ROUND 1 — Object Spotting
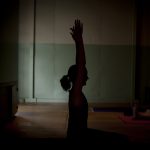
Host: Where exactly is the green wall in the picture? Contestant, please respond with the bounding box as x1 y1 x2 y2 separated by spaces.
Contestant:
19 43 135 103
18 0 136 103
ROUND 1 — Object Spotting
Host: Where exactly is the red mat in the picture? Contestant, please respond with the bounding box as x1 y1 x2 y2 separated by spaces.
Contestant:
118 114 150 124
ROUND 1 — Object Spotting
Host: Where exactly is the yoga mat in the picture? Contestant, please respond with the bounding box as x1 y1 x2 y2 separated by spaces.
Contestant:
118 114 150 124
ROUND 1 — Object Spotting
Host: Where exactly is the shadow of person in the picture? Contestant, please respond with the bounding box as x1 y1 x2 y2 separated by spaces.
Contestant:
66 128 129 147
87 128 129 144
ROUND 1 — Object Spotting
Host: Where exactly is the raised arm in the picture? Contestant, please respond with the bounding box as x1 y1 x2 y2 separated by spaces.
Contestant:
70 19 86 66
70 19 86 106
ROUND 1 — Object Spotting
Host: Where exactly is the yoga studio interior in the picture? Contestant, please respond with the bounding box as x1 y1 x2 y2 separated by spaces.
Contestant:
0 0 150 147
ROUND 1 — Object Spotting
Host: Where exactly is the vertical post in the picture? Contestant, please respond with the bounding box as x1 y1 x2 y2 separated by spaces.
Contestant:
33 0 36 102
135 0 143 103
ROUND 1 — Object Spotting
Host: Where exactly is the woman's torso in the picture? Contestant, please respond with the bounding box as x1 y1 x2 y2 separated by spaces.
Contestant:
67 91 88 138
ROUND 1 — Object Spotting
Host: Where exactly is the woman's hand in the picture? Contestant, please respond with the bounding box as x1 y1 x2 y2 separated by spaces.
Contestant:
70 19 83 42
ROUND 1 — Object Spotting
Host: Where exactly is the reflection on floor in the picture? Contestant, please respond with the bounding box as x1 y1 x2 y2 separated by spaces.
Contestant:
0 103 150 147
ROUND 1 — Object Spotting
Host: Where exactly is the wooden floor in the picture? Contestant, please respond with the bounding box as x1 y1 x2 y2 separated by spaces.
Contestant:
1 103 150 147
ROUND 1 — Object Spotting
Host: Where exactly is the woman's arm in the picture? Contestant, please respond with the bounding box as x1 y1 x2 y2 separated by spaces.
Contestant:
70 19 86 106
70 20 86 66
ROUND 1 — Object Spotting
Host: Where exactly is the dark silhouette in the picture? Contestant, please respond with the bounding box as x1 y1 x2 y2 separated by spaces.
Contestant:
60 19 129 146
60 19 88 140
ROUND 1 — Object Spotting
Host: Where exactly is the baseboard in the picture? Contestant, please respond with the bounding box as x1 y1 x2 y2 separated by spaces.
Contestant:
88 102 131 108
19 99 131 109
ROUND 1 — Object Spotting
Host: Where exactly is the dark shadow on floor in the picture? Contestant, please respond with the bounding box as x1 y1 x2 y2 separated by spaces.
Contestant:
1 120 149 148
0 127 134 148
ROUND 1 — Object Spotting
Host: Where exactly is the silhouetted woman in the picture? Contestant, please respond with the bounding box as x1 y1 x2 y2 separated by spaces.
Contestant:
60 19 89 140
60 20 129 146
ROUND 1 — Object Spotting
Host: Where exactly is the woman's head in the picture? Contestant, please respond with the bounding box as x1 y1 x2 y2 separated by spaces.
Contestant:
60 64 88 91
